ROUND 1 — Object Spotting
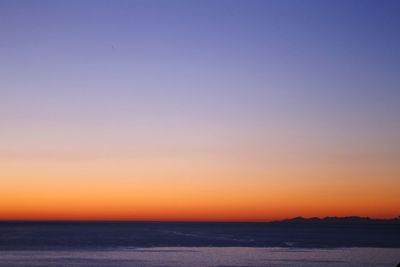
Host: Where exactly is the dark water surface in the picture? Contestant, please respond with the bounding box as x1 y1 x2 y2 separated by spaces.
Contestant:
0 222 399 266
0 221 399 249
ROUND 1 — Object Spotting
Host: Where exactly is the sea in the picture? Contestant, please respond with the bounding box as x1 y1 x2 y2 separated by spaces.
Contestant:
0 221 399 267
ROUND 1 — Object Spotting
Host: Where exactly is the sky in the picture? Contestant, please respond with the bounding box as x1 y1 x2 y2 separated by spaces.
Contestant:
0 0 399 221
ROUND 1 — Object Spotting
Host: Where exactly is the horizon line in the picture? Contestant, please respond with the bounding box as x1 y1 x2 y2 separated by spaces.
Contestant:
0 216 399 224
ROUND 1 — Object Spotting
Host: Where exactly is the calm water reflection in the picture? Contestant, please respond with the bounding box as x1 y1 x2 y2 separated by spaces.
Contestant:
0 247 399 267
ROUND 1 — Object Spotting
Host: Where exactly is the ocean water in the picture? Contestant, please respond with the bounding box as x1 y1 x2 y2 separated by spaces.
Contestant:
1 221 399 249
0 247 399 267
0 222 399 266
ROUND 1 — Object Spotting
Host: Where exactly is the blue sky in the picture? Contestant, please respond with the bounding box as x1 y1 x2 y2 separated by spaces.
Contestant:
0 0 399 219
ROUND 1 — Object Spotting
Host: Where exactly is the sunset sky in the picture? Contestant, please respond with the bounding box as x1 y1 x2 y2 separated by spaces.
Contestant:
1 0 399 221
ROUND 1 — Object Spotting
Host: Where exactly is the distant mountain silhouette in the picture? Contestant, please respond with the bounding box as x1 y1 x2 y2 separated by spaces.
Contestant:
275 216 400 224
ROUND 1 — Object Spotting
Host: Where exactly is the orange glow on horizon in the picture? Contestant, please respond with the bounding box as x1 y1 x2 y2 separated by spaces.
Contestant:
1 157 398 221
0 140 400 221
